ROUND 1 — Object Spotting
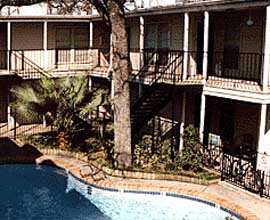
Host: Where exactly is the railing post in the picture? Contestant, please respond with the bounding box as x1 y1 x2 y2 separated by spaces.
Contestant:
260 171 265 197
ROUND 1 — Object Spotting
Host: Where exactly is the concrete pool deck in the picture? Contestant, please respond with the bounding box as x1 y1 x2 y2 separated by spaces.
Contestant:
33 154 269 220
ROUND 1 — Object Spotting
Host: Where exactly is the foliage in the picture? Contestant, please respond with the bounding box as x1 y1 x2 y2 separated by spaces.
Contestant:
179 124 203 172
133 135 173 172
12 75 111 148
133 124 204 173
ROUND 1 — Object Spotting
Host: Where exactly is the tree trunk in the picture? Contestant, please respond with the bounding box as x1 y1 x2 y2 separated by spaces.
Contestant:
109 1 132 167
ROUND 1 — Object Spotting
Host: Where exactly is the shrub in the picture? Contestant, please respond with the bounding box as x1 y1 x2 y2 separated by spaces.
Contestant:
179 124 203 172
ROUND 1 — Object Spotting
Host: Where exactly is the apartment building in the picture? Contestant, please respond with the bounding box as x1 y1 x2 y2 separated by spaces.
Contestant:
0 0 270 173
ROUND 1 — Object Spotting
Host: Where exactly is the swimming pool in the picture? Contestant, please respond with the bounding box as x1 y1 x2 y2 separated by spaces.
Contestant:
0 164 240 220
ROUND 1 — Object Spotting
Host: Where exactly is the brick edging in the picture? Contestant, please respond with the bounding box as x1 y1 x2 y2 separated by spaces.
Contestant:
38 148 218 185
0 152 259 220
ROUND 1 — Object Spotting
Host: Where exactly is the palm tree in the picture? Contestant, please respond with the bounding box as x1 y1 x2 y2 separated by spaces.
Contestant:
0 0 132 167
11 75 110 148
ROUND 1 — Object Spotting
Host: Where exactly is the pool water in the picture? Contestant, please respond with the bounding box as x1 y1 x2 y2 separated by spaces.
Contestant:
0 164 237 220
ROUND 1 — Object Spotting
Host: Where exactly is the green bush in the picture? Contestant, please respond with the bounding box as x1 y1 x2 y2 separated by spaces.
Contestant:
133 135 172 171
179 124 203 172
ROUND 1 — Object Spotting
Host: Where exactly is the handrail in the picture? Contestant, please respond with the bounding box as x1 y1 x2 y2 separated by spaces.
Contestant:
131 50 183 112
128 48 158 82
11 51 51 78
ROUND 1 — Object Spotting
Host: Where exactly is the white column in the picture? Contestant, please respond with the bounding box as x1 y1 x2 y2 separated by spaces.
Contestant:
89 22 93 48
89 21 93 65
258 104 267 153
109 33 114 99
139 16 144 96
139 16 144 68
70 28 75 64
183 13 189 81
263 6 270 92
7 22 11 72
202 11 209 79
199 94 206 142
43 21 48 70
88 76 92 90
179 92 186 150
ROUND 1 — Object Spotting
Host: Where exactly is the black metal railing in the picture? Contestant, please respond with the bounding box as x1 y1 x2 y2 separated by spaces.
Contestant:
0 111 52 139
140 48 183 83
221 152 270 198
210 51 263 82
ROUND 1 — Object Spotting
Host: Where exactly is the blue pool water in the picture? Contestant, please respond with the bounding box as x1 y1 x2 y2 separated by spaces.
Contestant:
0 164 238 220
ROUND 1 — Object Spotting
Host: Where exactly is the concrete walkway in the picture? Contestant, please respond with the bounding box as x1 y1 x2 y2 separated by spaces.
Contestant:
36 154 270 220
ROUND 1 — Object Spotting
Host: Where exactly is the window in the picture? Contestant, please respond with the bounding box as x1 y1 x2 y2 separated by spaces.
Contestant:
145 23 169 49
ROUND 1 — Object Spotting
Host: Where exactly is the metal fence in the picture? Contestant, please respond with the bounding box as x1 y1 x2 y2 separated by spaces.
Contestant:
221 152 270 198
0 111 52 140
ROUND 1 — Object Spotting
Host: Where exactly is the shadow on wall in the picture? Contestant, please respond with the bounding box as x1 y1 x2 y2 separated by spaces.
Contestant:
0 137 42 162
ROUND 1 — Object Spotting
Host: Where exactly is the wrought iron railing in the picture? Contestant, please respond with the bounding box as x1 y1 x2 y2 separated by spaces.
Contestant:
140 48 183 83
0 110 52 139
210 51 263 82
221 152 270 198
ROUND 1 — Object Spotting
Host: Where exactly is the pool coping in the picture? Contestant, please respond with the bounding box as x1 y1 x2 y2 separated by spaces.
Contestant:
0 153 259 220
38 148 219 185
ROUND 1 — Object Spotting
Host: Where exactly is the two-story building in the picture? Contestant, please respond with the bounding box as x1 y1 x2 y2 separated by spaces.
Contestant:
0 0 270 173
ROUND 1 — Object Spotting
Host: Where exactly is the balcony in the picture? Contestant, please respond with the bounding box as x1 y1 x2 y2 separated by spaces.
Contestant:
209 51 263 83
0 48 110 79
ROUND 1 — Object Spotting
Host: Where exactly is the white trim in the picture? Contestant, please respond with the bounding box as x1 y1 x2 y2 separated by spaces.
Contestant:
203 86 270 104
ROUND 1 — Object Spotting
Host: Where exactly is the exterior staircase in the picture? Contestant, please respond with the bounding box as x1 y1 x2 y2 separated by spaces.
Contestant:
11 51 52 79
130 49 183 135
